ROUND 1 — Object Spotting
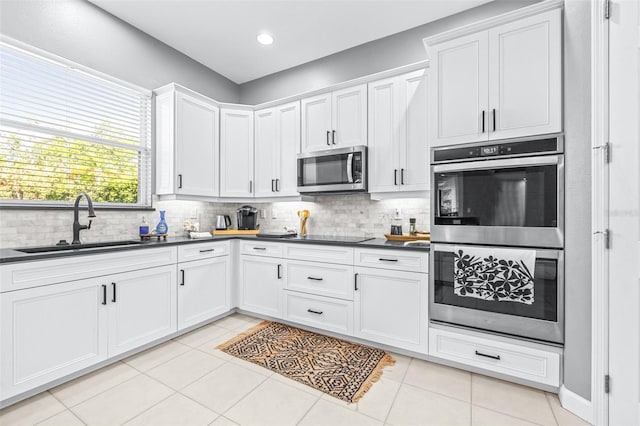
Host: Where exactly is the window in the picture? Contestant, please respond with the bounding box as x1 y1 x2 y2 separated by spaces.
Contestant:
0 41 152 207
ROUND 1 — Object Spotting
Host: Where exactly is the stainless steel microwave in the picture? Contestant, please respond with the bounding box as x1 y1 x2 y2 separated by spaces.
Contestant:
297 145 367 194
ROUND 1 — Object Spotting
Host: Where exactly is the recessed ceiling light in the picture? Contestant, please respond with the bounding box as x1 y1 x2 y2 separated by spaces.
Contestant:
257 33 274 46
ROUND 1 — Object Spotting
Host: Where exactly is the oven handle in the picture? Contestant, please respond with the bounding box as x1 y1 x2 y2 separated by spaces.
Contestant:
432 154 561 173
346 153 354 183
429 242 562 260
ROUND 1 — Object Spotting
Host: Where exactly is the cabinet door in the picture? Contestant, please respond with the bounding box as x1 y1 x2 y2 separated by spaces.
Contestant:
220 108 255 197
429 31 489 146
354 268 428 352
399 69 429 191
0 279 107 399
488 9 562 140
276 101 301 196
239 256 283 318
254 107 278 198
301 92 332 153
155 91 175 195
368 77 400 193
178 257 231 330
107 265 177 357
332 84 367 148
175 91 219 196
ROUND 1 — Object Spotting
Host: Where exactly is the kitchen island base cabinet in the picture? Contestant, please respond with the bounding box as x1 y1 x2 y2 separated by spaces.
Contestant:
0 279 107 400
239 256 283 318
353 268 428 353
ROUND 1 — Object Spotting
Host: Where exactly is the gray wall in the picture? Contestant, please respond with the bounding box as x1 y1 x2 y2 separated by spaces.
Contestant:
0 0 239 102
562 0 592 401
239 0 539 104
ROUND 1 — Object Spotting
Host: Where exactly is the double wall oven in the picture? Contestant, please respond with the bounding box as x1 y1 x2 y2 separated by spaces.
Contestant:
429 135 564 344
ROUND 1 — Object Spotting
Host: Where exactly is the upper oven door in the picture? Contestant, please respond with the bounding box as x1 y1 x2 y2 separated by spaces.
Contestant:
297 146 366 193
431 155 564 248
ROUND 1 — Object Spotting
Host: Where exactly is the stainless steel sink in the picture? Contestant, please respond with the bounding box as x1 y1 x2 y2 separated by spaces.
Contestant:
17 240 143 253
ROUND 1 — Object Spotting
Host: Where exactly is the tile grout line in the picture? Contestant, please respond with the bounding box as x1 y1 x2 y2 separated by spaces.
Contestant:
544 392 561 426
117 390 178 426
212 371 272 421
470 403 548 426
295 395 324 426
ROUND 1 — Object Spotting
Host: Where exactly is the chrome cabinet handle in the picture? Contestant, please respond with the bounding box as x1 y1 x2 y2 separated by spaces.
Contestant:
307 309 323 315
475 350 501 360
307 276 323 281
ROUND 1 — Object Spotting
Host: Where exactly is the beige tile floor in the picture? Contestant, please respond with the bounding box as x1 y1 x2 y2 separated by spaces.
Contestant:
0 313 590 426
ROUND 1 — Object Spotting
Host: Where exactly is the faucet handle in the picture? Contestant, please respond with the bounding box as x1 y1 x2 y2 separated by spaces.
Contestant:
87 220 92 230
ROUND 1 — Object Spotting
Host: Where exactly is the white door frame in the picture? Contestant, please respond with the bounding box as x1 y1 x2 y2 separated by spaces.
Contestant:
590 0 609 424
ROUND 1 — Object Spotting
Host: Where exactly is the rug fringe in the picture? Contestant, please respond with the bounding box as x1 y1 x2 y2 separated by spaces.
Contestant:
215 320 270 350
351 353 396 404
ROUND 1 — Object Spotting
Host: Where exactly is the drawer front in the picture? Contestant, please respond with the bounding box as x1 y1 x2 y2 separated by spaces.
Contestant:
284 244 354 265
285 260 354 300
283 291 353 335
429 328 560 387
178 241 229 262
0 247 177 292
354 248 428 273
239 241 283 258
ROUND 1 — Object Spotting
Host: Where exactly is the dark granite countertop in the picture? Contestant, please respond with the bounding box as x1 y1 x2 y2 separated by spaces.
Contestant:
0 235 429 264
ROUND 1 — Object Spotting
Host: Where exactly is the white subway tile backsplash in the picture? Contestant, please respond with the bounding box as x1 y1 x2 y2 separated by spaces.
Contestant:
0 195 429 249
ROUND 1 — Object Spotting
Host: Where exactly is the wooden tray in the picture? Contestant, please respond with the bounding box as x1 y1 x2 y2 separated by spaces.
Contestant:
384 233 430 241
213 229 260 235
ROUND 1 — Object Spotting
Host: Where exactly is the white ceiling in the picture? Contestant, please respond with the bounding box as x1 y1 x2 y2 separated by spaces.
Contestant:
89 0 492 84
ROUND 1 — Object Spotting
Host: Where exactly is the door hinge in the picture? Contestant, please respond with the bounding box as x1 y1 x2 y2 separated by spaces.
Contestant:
605 374 610 393
593 142 610 163
604 0 610 19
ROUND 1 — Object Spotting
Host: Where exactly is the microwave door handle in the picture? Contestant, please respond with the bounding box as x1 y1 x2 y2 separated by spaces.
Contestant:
347 153 354 183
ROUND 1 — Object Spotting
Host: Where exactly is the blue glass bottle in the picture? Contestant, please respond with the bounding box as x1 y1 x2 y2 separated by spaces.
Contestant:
155 210 168 235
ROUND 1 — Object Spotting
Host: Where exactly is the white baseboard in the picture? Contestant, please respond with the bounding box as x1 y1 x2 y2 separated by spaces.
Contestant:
559 385 593 424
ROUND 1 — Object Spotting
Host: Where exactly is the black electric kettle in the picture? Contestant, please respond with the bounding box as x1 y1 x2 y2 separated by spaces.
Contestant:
215 215 231 230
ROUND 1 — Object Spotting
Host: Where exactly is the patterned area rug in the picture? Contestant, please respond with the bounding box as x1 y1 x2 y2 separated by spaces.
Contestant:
216 321 395 403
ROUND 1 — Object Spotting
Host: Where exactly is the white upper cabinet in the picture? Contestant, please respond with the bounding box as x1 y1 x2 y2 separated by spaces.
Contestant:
301 84 367 153
220 108 255 197
155 85 219 197
368 69 429 193
426 8 561 146
254 101 300 198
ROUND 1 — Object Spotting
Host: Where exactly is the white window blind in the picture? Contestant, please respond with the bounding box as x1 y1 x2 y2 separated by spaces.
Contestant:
0 41 152 207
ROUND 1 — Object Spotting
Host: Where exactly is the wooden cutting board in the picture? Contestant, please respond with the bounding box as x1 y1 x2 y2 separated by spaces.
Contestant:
213 229 260 235
384 233 430 241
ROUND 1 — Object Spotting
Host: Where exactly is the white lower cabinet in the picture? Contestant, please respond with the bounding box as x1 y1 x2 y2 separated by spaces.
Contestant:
429 327 561 387
239 255 283 318
106 265 177 357
178 257 231 330
283 291 353 335
0 278 108 400
354 267 428 353
0 263 177 401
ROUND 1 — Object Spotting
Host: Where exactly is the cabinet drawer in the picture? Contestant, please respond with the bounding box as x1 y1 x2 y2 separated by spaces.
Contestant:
285 260 354 300
0 247 177 293
284 244 354 265
283 291 353 335
354 248 428 273
239 241 283 258
428 328 560 387
178 241 229 262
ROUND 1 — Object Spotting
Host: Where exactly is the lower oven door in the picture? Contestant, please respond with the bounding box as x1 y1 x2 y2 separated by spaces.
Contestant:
429 243 564 344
